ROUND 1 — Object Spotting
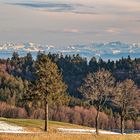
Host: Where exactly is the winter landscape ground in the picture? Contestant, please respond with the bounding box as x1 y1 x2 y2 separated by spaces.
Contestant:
0 118 140 140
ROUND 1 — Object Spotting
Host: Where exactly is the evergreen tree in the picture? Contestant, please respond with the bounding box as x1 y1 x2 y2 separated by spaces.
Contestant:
27 53 68 131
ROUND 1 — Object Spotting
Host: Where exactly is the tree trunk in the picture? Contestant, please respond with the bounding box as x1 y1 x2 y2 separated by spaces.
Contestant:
133 119 136 130
95 109 100 134
120 115 125 134
44 100 48 132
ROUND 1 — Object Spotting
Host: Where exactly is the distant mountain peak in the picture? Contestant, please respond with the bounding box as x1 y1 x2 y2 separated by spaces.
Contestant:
0 42 139 60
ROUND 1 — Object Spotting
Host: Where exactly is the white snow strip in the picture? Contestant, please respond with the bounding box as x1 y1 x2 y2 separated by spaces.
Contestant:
57 128 120 135
0 121 31 134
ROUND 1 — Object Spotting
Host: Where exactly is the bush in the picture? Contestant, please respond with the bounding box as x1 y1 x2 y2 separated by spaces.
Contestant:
31 106 109 129
0 102 28 118
31 108 45 119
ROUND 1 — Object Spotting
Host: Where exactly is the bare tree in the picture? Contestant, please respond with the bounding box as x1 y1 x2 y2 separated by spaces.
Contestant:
79 69 115 134
113 79 140 134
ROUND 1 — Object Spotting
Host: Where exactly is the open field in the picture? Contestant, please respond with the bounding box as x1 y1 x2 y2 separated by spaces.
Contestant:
0 118 91 132
0 132 140 140
0 118 140 140
0 133 140 140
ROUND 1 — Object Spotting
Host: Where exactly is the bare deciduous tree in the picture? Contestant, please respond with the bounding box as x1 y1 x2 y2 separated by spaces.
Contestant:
113 79 140 134
79 69 115 134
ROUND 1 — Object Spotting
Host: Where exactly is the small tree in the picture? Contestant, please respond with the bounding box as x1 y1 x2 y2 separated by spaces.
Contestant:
113 79 140 134
79 69 115 134
27 54 68 132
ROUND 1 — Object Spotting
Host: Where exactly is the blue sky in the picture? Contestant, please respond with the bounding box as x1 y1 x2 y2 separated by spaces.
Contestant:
0 0 140 46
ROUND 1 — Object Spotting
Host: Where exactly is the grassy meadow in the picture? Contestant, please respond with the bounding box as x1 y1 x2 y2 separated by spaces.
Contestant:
0 118 140 140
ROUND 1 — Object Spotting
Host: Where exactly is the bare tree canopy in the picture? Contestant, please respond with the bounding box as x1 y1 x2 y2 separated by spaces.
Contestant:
113 79 140 134
79 69 115 134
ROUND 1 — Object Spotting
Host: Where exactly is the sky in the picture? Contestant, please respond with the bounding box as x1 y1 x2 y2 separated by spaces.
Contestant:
0 0 140 46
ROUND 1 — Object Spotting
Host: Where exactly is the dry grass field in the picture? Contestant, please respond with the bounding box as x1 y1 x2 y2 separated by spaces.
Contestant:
0 132 140 140
0 118 140 140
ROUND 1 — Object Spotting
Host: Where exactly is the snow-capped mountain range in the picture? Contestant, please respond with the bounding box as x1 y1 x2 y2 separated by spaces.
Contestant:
0 41 140 60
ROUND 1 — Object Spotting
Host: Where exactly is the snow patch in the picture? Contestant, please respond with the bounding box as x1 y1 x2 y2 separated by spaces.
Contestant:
112 50 121 54
57 128 120 135
0 121 30 133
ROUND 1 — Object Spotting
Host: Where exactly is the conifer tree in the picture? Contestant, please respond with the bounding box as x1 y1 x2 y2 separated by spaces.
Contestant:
28 53 68 132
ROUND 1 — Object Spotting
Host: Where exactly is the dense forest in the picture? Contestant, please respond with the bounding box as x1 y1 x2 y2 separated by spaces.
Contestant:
0 52 140 133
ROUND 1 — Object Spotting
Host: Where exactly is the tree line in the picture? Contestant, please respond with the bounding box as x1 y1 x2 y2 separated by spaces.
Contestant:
0 52 140 134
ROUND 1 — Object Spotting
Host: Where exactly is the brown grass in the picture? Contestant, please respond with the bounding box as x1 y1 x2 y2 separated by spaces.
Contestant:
0 133 140 140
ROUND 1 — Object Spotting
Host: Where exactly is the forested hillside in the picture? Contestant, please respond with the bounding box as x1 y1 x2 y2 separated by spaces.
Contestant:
4 52 140 98
0 52 140 132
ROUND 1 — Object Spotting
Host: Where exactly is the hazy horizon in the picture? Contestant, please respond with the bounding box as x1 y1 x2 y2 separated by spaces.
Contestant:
0 0 140 46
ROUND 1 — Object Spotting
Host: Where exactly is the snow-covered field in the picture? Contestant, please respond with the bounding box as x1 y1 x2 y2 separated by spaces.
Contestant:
58 128 120 135
0 121 29 133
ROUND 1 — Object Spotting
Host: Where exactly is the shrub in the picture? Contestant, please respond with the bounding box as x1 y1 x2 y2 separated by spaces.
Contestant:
0 102 28 118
